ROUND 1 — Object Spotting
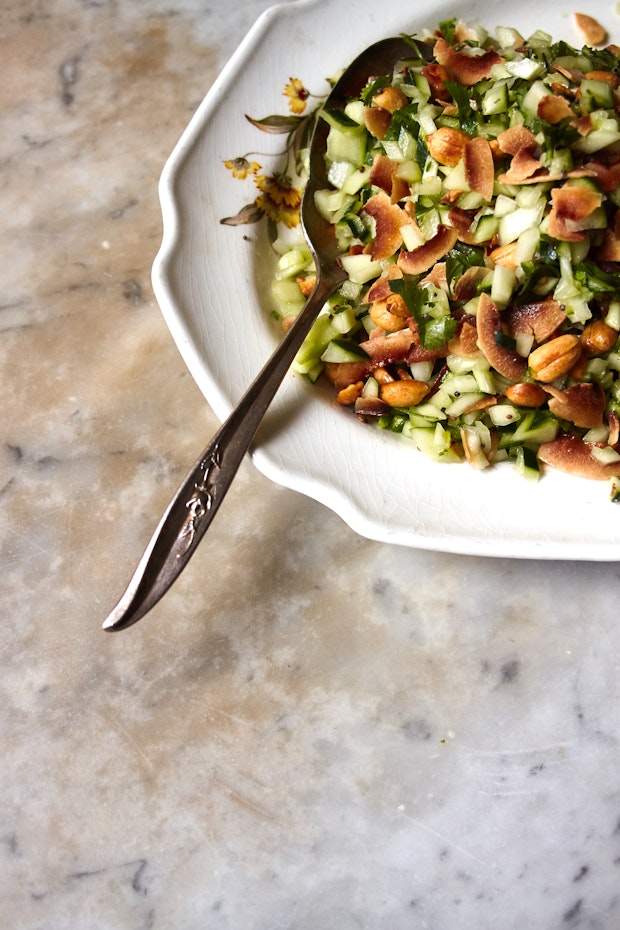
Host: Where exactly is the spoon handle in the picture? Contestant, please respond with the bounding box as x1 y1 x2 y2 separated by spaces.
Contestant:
102 273 340 631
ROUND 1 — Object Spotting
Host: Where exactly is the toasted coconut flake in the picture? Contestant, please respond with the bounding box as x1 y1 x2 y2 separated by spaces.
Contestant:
434 36 504 86
447 319 483 357
369 154 410 202
490 241 518 269
500 166 597 185
538 94 575 124
476 292 527 380
369 154 399 194
547 184 602 241
365 267 403 303
397 224 459 274
537 434 620 478
452 266 489 301
497 147 543 183
497 125 538 155
553 64 583 84
585 159 620 191
408 340 450 363
358 328 416 367
503 298 567 343
597 211 620 261
324 361 371 390
551 185 602 222
364 192 410 260
571 114 593 137
420 261 448 290
463 136 494 200
573 13 608 46
446 206 478 244
421 62 450 100
354 395 388 419
546 382 606 428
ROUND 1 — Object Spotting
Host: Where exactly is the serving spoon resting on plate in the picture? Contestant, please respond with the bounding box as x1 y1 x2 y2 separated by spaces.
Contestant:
103 35 416 631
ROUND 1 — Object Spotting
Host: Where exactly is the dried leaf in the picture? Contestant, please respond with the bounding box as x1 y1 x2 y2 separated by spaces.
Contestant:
245 113 304 134
220 203 264 226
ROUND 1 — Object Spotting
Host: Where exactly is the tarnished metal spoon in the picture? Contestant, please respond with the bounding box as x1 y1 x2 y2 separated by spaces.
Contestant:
103 36 415 631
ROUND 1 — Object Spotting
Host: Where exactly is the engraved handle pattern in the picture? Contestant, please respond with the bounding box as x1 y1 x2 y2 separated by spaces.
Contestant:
103 272 342 631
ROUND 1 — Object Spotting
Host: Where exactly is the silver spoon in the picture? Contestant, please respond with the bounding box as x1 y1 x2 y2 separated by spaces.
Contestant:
103 36 416 631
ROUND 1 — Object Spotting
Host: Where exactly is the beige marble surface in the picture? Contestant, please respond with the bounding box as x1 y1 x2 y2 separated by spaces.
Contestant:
3 1 620 927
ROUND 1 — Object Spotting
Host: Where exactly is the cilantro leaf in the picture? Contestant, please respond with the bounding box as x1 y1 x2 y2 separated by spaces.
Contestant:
445 242 486 293
575 260 620 295
389 278 457 349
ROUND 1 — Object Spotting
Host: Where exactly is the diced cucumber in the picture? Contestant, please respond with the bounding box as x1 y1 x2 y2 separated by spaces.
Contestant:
445 392 485 417
512 446 540 481
605 300 620 332
579 79 614 114
499 411 559 447
343 99 365 125
409 360 434 382
488 404 521 427
572 125 620 154
327 160 356 190
320 337 369 363
404 426 462 462
514 226 540 266
275 247 312 280
272 278 303 300
444 373 480 396
342 165 372 195
339 277 363 302
494 194 517 217
294 313 340 371
339 252 383 284
591 445 620 465
473 215 499 244
498 202 545 245
314 188 355 224
490 264 516 307
331 306 358 334
382 140 405 162
322 111 367 165
320 107 362 131
400 222 425 251
521 80 549 116
482 81 509 115
396 160 422 183
504 58 544 80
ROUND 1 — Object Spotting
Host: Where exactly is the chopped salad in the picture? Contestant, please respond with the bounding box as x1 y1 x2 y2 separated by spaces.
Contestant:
270 19 620 496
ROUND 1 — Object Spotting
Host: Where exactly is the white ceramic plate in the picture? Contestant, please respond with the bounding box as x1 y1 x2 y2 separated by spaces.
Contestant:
152 0 620 559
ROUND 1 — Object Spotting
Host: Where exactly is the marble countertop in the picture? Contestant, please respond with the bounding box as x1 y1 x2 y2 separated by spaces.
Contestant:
2 1 620 927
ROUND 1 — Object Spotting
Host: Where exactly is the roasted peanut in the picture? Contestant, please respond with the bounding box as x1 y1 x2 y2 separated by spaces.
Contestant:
580 319 617 356
584 70 619 89
426 127 471 166
505 382 549 407
368 293 410 332
372 86 408 113
528 334 582 382
336 381 364 405
379 380 430 407
374 367 396 385
490 241 518 269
